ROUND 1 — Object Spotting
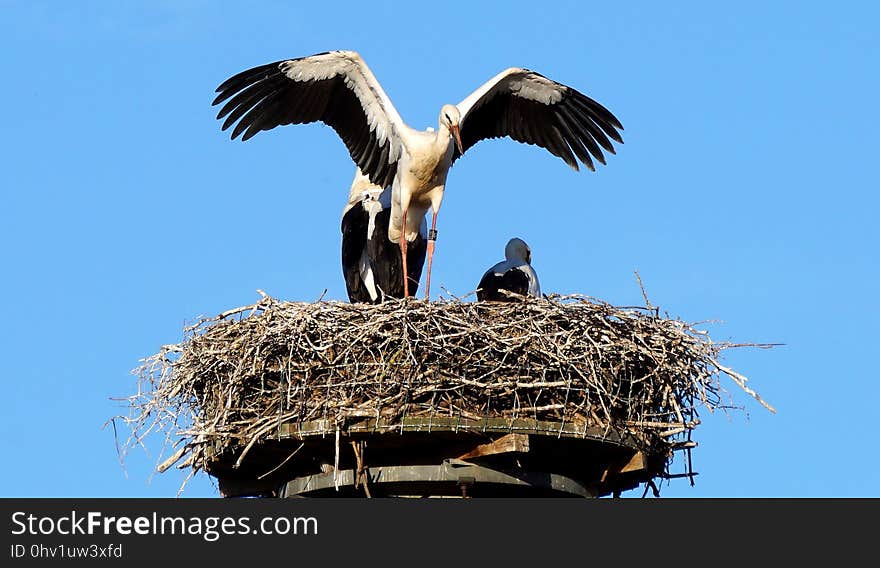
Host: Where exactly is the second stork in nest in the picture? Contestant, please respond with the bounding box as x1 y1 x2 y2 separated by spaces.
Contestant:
477 238 542 302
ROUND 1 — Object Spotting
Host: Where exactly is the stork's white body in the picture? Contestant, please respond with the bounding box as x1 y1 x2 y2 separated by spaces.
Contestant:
390 128 455 242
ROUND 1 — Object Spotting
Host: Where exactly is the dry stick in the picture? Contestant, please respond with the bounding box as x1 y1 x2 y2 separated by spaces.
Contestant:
624 420 688 429
157 446 188 473
659 427 687 438
350 441 372 498
258 442 305 480
350 441 361 491
334 428 340 492
711 358 777 413
176 466 199 498
233 412 297 469
686 429 696 486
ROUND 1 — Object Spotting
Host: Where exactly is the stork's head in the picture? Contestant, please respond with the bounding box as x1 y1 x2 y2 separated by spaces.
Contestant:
439 104 463 154
505 238 532 265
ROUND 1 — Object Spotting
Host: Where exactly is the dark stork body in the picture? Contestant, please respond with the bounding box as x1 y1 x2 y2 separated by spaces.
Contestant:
342 169 427 303
477 238 541 302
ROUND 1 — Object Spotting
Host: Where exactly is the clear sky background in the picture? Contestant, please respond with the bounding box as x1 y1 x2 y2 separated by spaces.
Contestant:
2 1 877 498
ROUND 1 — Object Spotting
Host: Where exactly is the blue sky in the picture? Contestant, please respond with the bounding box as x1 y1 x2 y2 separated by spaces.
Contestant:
1 1 877 497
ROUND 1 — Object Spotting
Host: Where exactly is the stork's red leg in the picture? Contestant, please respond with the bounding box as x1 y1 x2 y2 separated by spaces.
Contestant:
424 212 439 300
399 208 409 297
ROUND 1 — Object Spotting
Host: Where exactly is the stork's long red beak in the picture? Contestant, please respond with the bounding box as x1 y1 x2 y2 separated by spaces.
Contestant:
451 124 463 155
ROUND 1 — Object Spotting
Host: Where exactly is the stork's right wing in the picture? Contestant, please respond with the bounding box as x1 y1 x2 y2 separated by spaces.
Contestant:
213 50 406 188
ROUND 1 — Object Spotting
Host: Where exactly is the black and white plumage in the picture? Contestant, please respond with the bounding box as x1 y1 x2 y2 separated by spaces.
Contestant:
476 238 541 302
213 50 623 299
341 168 426 303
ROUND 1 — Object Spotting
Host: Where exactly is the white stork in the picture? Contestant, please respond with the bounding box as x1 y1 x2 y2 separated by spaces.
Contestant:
341 167 427 303
213 50 624 299
476 238 541 302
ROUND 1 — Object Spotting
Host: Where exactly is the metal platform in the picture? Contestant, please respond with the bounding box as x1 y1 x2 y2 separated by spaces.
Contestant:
279 460 595 498
206 417 670 498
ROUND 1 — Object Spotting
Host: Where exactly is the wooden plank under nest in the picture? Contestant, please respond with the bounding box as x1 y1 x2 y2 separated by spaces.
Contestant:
457 433 530 460
277 416 648 448
600 451 649 483
279 461 597 498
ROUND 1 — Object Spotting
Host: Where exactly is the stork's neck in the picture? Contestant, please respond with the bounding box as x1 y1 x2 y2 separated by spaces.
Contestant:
433 121 453 154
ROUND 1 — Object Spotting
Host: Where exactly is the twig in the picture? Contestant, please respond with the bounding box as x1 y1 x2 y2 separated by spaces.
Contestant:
634 270 652 310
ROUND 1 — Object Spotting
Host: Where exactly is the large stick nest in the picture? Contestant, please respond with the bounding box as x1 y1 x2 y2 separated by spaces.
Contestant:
118 292 775 491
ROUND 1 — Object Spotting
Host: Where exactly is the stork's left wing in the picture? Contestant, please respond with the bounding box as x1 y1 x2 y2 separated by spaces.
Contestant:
454 68 624 171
